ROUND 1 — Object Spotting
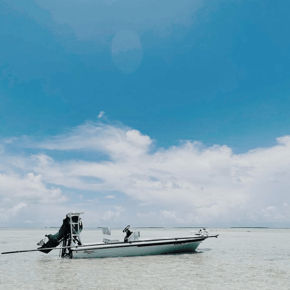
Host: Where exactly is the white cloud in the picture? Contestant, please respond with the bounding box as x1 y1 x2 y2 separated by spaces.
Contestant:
161 210 185 224
29 122 152 160
0 167 67 225
8 203 27 216
24 220 35 224
0 172 66 204
98 111 105 119
87 198 98 203
102 206 123 222
1 121 290 227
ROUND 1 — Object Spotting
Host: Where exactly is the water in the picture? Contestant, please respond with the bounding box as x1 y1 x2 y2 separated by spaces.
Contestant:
1 228 290 289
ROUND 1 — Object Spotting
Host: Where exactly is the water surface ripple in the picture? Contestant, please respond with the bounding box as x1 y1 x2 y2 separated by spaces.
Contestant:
0 228 289 289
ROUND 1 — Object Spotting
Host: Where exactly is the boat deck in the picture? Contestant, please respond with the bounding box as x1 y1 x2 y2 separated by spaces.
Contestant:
72 236 208 251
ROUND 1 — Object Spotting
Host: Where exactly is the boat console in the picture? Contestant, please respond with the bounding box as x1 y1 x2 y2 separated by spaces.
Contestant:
123 225 140 242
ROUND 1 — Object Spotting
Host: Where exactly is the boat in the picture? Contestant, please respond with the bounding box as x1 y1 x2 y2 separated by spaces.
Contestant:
1 212 219 258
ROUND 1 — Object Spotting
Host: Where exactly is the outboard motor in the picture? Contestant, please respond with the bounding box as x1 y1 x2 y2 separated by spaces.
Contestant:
37 212 83 257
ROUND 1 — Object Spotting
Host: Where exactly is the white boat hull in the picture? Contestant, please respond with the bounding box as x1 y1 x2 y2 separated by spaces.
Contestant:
71 238 203 259
0 211 219 258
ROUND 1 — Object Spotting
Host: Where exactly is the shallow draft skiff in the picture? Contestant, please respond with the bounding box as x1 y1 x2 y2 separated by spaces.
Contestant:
1 212 218 258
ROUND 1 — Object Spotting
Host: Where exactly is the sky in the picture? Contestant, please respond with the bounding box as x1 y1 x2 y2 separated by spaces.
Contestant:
1 0 290 228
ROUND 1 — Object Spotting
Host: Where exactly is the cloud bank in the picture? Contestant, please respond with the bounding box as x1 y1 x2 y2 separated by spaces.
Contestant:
1 122 290 227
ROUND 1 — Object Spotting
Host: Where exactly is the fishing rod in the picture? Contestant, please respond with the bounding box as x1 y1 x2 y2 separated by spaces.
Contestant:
1 246 74 255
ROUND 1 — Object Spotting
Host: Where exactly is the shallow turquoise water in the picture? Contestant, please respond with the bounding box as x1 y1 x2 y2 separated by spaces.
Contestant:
0 228 289 289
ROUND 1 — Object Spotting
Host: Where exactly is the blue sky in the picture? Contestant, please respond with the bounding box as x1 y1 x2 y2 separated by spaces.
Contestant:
1 0 290 227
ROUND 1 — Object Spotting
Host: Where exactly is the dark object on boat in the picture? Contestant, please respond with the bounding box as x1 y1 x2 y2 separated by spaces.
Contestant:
123 225 133 242
38 214 83 254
